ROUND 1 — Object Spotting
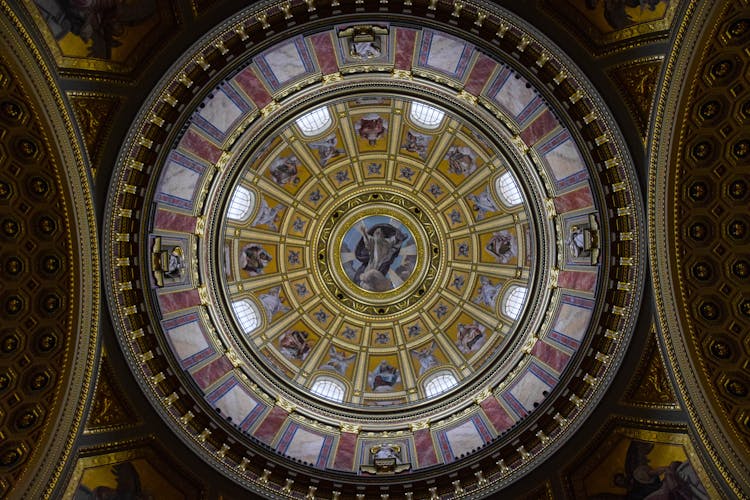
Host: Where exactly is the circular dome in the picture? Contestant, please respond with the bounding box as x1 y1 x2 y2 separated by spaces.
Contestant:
104 2 645 497
208 91 543 416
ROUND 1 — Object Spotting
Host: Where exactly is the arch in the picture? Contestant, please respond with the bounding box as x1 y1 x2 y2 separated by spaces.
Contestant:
295 106 332 136
502 285 528 320
231 299 260 333
424 371 458 398
310 376 345 403
495 172 523 207
409 101 445 129
227 185 254 221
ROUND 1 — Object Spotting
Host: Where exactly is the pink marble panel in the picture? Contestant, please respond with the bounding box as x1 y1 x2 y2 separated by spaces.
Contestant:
158 288 200 314
395 28 417 70
154 209 197 233
532 339 571 373
310 32 338 74
179 127 222 164
463 54 495 95
233 66 273 108
553 185 594 213
332 431 358 471
479 396 515 434
558 270 597 292
252 406 289 444
414 428 439 467
191 355 233 390
520 109 559 147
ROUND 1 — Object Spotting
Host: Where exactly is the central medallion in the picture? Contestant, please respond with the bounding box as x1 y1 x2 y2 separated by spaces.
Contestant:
316 191 441 316
340 215 416 293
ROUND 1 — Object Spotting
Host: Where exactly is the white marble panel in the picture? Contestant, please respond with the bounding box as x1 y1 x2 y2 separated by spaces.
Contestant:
509 370 551 409
264 41 307 84
444 420 484 457
159 161 200 201
285 427 326 464
544 139 585 181
553 302 592 341
426 33 466 74
167 321 209 360
214 383 258 424
493 74 537 117
198 90 243 133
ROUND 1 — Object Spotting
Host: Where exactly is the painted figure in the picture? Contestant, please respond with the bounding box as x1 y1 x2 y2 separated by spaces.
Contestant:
373 444 400 461
322 347 356 375
34 0 156 58
309 134 344 166
375 332 390 344
368 360 400 391
466 187 498 220
252 198 284 231
355 113 388 145
268 155 300 186
278 329 312 361
411 342 439 376
485 230 517 264
240 243 272 275
456 322 486 354
445 146 478 176
350 40 382 59
567 225 589 258
586 0 668 30
401 130 431 159
473 276 503 307
74 461 150 499
611 440 709 500
353 222 409 292
259 287 289 318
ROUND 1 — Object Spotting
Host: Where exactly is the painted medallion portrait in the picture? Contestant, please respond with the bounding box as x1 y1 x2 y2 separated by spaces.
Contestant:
340 216 417 293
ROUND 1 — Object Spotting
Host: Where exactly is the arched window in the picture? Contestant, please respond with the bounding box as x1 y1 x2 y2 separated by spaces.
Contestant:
310 376 345 403
502 285 528 320
227 185 254 221
296 106 332 136
496 172 523 206
409 102 445 129
231 299 260 333
424 371 458 398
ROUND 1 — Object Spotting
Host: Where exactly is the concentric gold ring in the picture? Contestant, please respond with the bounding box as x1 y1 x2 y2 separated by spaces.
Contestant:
316 190 441 316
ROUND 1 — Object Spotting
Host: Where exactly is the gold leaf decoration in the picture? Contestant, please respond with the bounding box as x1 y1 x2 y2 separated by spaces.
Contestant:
85 353 139 433
622 324 679 409
69 93 120 179
608 58 662 140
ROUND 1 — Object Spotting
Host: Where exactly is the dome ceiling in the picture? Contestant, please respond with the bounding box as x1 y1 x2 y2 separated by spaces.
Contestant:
104 2 645 497
216 92 538 415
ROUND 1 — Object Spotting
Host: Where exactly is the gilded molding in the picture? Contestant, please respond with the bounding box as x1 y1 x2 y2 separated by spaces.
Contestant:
649 0 750 495
84 353 140 434
101 1 645 497
0 3 99 497
621 321 679 410
67 92 120 179
607 56 664 141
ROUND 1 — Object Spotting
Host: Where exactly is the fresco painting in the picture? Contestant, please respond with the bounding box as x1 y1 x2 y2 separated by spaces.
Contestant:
65 448 198 499
31 0 177 74
572 427 714 500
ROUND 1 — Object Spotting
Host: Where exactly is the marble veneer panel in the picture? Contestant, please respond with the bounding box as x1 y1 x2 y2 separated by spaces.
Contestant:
157 288 201 314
